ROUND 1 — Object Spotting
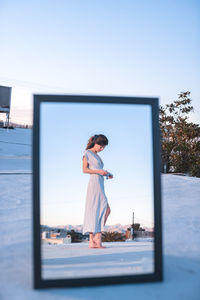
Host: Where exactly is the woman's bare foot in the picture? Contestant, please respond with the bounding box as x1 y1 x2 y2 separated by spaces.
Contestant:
93 233 106 248
88 239 97 248
88 243 97 248
88 233 99 248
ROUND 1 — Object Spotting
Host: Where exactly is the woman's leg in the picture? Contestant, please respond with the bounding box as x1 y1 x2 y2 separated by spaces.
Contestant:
104 203 111 226
91 204 111 249
88 232 96 248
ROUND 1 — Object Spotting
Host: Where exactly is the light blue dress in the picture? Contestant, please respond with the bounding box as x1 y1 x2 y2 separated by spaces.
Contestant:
82 149 108 235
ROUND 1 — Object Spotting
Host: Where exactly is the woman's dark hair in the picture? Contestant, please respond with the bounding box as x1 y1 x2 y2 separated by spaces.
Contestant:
85 134 108 150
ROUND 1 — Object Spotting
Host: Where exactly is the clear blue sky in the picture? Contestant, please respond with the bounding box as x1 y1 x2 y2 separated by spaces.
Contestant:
0 0 199 125
40 101 154 227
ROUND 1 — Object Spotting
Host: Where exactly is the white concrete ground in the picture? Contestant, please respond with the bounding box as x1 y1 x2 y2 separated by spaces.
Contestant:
41 240 154 279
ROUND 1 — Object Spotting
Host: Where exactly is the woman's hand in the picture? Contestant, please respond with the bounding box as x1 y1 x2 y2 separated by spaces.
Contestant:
98 169 109 176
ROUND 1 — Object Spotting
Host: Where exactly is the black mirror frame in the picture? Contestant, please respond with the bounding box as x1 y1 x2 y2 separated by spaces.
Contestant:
32 94 163 289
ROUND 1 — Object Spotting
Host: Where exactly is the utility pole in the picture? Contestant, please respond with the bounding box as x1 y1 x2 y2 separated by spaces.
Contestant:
131 212 134 240
6 112 10 128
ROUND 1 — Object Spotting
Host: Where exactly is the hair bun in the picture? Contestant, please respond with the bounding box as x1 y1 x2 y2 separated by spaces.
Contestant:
93 134 98 142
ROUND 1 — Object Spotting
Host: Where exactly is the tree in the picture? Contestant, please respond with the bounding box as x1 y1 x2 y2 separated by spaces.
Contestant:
133 223 140 231
67 229 80 243
102 231 126 242
159 91 200 177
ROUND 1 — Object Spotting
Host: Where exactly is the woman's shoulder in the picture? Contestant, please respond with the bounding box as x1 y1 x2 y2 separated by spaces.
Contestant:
83 149 90 157
83 149 92 162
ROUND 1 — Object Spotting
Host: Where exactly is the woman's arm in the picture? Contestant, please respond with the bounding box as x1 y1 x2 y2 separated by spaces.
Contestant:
82 156 107 175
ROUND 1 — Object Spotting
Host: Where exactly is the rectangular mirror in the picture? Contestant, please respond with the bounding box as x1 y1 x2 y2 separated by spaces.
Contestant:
32 95 163 289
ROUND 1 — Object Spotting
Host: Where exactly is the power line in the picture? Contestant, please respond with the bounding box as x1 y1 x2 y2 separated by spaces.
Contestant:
0 76 82 93
0 173 32 175
0 140 31 146
134 217 154 226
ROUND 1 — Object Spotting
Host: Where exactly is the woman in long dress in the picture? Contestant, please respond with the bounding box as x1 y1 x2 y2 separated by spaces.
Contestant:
82 134 113 248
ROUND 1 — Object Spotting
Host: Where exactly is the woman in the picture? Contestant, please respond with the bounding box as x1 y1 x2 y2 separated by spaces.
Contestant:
82 134 113 248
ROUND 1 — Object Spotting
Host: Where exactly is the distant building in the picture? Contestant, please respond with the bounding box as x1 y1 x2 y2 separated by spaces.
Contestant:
50 232 60 238
41 233 72 245
41 231 50 239
134 230 154 238
59 231 67 238
63 235 72 244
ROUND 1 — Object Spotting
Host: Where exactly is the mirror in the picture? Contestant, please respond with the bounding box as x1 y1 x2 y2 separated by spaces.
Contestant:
33 95 162 289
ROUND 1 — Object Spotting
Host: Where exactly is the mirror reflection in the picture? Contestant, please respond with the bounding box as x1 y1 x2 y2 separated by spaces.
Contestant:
40 101 155 279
